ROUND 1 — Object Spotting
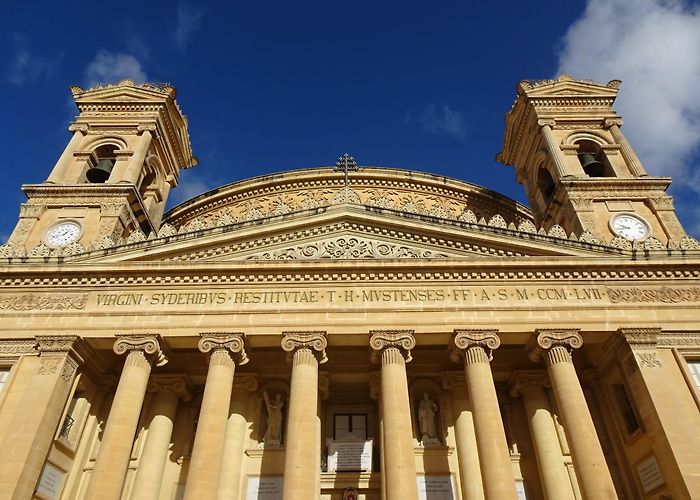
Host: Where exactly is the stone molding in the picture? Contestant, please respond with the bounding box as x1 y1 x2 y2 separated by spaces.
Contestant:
147 374 193 401
450 329 501 362
198 332 249 365
113 334 168 367
508 370 550 397
281 331 328 364
0 339 37 358
369 329 416 363
527 329 582 363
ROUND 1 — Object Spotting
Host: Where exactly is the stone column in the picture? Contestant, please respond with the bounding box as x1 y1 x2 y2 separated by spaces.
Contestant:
281 331 328 500
0 336 86 500
86 335 168 500
131 375 192 500
527 329 617 499
46 123 88 183
369 330 419 500
369 372 386 500
450 330 517 500
217 375 258 500
539 119 569 179
509 371 575 500
442 372 484 500
183 333 248 500
604 118 648 176
111 125 154 184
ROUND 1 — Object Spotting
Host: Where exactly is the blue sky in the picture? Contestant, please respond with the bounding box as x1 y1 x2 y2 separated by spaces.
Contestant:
2 0 699 239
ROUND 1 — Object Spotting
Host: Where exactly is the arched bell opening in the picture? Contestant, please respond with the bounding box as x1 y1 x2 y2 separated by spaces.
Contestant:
86 144 118 183
576 140 615 178
537 167 556 206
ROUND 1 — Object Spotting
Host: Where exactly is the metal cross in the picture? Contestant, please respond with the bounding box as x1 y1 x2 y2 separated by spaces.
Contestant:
334 153 359 187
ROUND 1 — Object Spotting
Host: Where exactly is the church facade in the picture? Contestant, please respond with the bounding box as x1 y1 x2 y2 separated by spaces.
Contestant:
0 76 699 500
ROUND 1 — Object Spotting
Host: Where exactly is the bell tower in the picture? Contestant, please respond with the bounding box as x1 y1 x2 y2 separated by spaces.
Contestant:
498 75 685 244
6 79 196 252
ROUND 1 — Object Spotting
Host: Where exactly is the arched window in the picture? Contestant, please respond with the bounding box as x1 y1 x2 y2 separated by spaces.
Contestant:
537 167 555 205
576 140 615 178
86 144 117 183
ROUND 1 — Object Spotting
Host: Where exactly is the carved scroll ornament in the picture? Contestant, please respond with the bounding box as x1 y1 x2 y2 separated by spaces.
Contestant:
527 329 583 363
450 329 501 362
113 334 168 367
281 331 328 364
198 332 249 365
369 329 416 363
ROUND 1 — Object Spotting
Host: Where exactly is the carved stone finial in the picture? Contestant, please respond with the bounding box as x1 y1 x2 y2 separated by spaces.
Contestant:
527 329 582 363
369 330 416 363
198 332 249 365
334 153 359 187
450 329 501 362
113 334 168 367
147 374 193 401
508 370 550 397
281 331 328 364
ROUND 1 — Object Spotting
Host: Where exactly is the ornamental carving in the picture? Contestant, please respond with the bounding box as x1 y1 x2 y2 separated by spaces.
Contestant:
39 358 61 375
607 287 700 304
281 331 328 364
36 335 79 353
0 294 88 311
246 236 450 260
198 332 249 365
113 334 168 367
370 330 416 363
636 352 662 368
147 374 193 400
617 328 661 348
450 329 501 362
527 329 582 363
0 339 37 356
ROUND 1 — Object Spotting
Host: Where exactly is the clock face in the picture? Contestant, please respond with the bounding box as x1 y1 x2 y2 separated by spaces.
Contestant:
610 214 650 241
45 221 82 247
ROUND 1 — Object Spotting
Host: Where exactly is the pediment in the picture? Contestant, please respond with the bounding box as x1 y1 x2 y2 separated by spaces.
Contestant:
70 204 615 264
519 78 620 99
71 81 175 105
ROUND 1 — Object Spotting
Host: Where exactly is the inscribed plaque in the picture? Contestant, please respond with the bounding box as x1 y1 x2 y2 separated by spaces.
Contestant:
327 439 373 472
246 476 283 500
636 455 664 493
416 474 455 500
35 462 66 500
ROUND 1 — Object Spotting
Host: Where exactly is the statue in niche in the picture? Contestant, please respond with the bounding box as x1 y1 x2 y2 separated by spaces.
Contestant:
418 393 439 444
263 391 284 445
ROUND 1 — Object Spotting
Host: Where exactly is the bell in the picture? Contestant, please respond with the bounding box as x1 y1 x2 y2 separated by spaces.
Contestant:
578 153 605 177
86 159 114 183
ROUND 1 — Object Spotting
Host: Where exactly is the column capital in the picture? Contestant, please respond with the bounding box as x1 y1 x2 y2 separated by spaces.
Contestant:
114 334 168 367
147 374 193 401
450 329 500 362
603 117 624 128
198 332 249 365
281 331 328 364
68 122 89 133
137 123 157 134
441 371 467 391
527 329 582 363
369 329 415 363
508 370 550 397
537 118 557 128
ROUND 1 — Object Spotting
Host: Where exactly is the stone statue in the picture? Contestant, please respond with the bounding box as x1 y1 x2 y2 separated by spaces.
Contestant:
263 391 284 444
418 393 438 441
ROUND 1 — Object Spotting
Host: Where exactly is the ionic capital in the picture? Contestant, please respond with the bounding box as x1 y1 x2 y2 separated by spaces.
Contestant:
147 374 193 401
281 331 328 364
441 371 466 392
68 122 89 133
603 117 624 128
537 118 557 128
137 123 157 134
527 329 582 363
369 329 415 363
508 370 550 397
449 329 500 362
198 332 249 365
113 334 168 367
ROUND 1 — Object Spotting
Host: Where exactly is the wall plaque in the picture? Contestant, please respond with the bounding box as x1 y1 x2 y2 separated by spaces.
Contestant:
416 475 455 500
636 455 664 493
327 439 373 472
35 462 66 500
246 476 283 500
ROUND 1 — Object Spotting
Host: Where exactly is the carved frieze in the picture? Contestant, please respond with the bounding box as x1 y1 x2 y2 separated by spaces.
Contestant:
0 339 37 357
607 287 700 304
0 294 88 311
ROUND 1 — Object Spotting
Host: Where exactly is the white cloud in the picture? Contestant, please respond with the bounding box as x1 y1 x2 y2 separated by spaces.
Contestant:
557 0 700 190
417 104 466 139
167 169 219 208
7 34 62 85
84 50 148 87
173 4 205 51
